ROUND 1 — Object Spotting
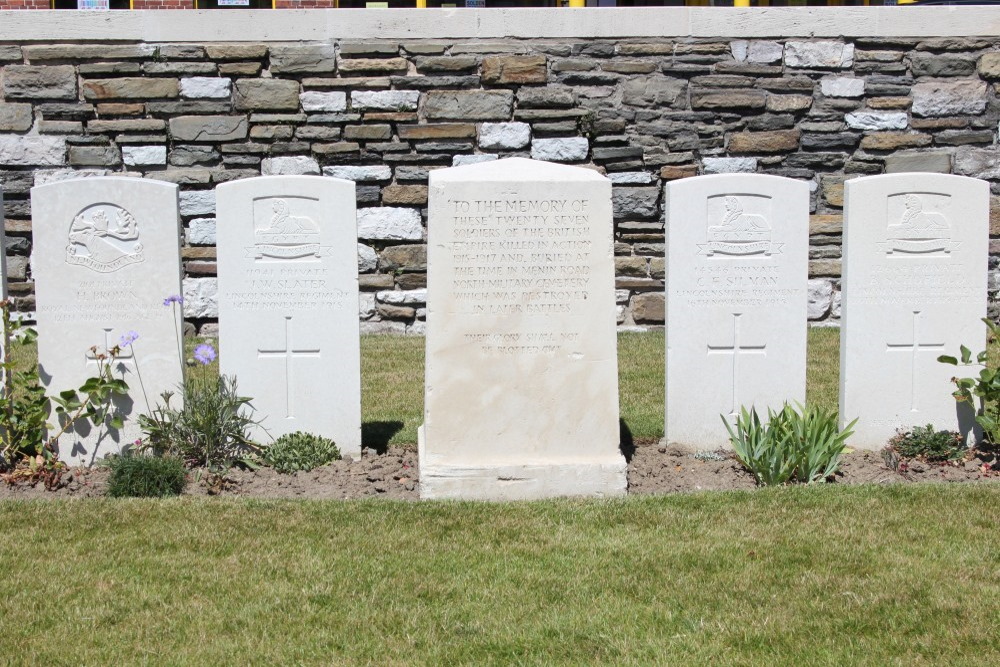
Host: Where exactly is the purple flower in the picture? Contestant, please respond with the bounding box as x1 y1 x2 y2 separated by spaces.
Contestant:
163 294 183 307
119 331 139 347
193 343 216 365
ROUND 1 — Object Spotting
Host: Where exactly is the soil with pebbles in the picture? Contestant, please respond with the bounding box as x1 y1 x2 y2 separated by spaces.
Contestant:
1 443 997 500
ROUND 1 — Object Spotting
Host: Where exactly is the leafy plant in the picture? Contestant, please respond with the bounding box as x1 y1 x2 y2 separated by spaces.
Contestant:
106 452 187 498
263 431 340 474
139 372 262 472
722 403 856 486
885 424 966 463
938 317 1000 444
0 300 130 488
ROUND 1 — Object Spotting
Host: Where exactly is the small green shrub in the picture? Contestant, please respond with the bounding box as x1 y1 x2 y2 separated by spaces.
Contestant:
886 424 966 462
139 374 262 472
106 453 187 498
263 431 340 474
723 403 856 486
938 317 1000 444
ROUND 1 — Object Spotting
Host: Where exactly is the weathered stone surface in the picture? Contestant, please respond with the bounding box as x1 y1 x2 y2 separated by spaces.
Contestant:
179 190 216 216
424 90 513 120
936 129 995 145
784 41 854 68
0 135 65 166
911 80 988 117
807 279 834 320
0 45 22 62
233 79 301 111
703 157 757 174
909 53 976 78
612 187 658 219
478 122 531 150
179 77 231 100
820 76 865 98
660 165 698 180
382 185 428 206
187 218 216 245
355 243 378 274
530 137 588 162
885 151 952 174
169 145 218 166
122 145 167 166
415 56 478 73
0 103 32 132
169 115 248 142
183 277 218 318
398 123 475 140
269 44 337 74
765 94 812 113
453 154 498 166
727 129 800 154
517 87 576 108
33 168 109 186
82 77 178 100
690 88 766 110
630 292 664 324
300 91 347 112
343 124 392 141
323 165 392 182
809 259 841 278
350 90 420 111
844 111 908 131
3 65 77 100
338 57 408 74
204 44 268 61
260 156 320 175
357 207 423 240
860 132 932 151
621 76 687 107
977 52 1000 79
481 55 547 84
609 172 656 185
379 242 428 273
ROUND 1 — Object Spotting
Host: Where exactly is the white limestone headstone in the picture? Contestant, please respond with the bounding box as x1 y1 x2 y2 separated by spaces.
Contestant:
216 175 361 457
420 157 626 500
31 177 184 465
665 174 809 449
840 174 988 449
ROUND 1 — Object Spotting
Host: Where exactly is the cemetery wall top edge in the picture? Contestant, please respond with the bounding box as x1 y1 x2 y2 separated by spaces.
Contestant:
2 8 1000 43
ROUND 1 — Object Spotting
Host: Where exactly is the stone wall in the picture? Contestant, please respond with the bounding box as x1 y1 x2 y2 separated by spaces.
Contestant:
2 9 1000 334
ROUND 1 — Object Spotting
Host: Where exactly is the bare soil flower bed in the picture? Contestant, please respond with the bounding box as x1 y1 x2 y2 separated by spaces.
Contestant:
2 442 998 500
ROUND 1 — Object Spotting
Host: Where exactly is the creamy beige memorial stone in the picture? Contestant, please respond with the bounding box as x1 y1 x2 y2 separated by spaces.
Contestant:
419 157 626 500
216 176 361 457
840 174 988 449
31 178 184 465
665 175 809 450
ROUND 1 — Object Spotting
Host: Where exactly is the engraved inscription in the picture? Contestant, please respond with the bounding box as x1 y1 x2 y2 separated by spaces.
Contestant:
246 196 332 261
39 280 166 323
856 263 973 305
446 196 594 355
66 203 144 273
231 266 347 311
879 193 959 256
700 194 782 257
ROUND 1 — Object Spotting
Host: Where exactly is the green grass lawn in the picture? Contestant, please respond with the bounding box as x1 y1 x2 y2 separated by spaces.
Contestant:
1 484 997 664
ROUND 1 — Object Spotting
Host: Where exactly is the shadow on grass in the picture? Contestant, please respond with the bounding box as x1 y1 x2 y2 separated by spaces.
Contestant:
362 421 404 454
619 418 635 463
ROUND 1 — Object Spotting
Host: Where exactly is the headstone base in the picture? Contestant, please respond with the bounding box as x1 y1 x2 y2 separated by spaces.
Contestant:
418 427 627 501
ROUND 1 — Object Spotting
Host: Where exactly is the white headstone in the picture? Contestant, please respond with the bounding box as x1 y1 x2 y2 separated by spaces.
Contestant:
31 177 184 465
840 174 988 449
420 157 626 500
665 174 809 449
216 176 361 457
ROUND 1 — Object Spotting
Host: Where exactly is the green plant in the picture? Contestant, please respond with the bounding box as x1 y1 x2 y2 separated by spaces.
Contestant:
263 431 340 473
0 300 130 488
723 403 856 486
886 424 966 463
106 452 187 498
139 372 262 472
939 317 1000 444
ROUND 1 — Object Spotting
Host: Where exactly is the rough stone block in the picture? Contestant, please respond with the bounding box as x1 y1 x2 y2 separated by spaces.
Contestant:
187 217 216 245
169 115 248 142
977 52 1000 79
453 154 498 166
727 129 800 154
82 77 178 100
820 76 866 98
478 121 531 150
860 132 932 151
845 111 908 131
269 44 337 74
3 65 77 100
424 90 514 120
631 292 664 324
183 277 218 318
122 145 167 167
909 53 976 78
323 165 392 182
885 151 952 174
765 94 812 113
233 79 301 111
611 186 659 219
703 157 757 174
530 137 588 162
517 86 577 108
179 190 216 216
300 91 347 112
807 279 834 320
338 57 408 74
382 185 428 206
912 80 988 117
784 41 854 69
68 144 120 167
481 55 547 84
350 90 420 111
621 75 687 107
260 156 320 175
690 88 766 110
398 123 476 140
179 77 231 100
0 103 33 132
344 124 392 141
357 207 423 240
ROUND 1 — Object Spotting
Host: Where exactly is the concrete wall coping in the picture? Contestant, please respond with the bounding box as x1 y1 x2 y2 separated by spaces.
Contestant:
1 7 1000 43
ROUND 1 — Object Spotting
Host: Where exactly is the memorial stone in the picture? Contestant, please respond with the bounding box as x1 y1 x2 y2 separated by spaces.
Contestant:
665 174 809 449
420 157 626 500
840 174 988 449
31 177 183 465
216 176 361 457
